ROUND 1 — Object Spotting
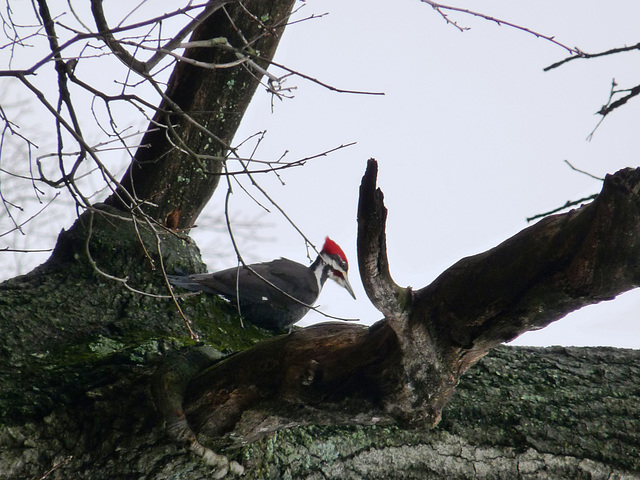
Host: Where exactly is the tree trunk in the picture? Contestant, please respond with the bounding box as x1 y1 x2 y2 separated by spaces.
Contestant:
104 0 296 229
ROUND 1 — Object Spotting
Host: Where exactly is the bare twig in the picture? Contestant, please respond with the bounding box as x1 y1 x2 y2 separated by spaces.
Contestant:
38 455 73 480
526 161 603 223
260 56 385 96
0 193 60 239
0 247 54 253
586 79 640 141
421 0 584 56
90 0 229 75
563 160 604 182
545 42 640 71
597 83 640 117
526 195 597 223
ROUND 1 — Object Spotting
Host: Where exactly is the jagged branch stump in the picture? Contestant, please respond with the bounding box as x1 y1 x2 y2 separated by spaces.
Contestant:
182 160 640 444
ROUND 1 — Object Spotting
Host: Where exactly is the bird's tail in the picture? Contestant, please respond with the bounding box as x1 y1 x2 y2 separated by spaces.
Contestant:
167 275 210 293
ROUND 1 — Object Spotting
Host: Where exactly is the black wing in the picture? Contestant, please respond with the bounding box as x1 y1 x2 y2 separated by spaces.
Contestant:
186 258 319 306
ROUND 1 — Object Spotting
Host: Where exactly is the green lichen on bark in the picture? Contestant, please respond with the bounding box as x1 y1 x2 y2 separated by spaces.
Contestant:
440 345 640 473
0 205 273 423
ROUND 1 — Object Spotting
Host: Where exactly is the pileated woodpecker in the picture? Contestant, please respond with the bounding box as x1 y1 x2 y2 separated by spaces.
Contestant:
168 237 356 331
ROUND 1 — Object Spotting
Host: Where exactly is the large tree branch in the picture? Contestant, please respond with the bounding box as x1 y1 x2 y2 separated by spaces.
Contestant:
414 167 640 369
180 162 640 447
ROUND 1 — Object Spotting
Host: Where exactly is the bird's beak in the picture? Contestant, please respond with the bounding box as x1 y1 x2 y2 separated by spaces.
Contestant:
340 274 357 299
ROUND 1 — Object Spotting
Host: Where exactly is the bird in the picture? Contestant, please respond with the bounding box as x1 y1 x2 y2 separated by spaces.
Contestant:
168 237 356 331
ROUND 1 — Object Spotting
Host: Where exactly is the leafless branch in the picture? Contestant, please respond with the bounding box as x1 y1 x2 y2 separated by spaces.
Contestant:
586 79 640 140
563 160 604 182
526 195 597 223
545 42 640 71
0 193 60 238
421 0 584 56
90 0 229 76
259 56 385 96
38 455 73 480
597 83 640 118
525 161 603 223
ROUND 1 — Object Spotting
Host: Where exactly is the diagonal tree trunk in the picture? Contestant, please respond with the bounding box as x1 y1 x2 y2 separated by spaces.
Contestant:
104 0 296 229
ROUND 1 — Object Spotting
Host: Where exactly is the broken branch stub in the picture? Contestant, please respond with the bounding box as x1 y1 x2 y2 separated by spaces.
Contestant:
357 158 410 320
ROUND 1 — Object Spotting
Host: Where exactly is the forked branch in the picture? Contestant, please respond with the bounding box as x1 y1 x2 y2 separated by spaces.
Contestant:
179 163 640 451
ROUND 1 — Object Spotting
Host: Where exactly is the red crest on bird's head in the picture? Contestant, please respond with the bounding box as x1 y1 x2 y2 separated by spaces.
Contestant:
321 237 348 269
320 237 356 299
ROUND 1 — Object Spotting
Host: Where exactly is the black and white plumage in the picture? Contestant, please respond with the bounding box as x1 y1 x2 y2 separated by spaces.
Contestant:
168 237 356 331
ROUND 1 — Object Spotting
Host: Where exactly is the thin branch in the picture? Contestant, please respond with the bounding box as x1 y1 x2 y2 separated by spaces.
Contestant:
597 84 640 117
222 168 245 325
0 247 54 253
37 0 87 205
17 75 144 211
587 79 640 141
526 161 603 223
258 56 385 96
526 195 597 223
563 160 604 182
421 0 583 56
195 141 357 176
38 455 73 480
90 0 229 76
145 1 229 72
0 193 60 239
545 42 640 71
90 0 151 75
145 221 200 341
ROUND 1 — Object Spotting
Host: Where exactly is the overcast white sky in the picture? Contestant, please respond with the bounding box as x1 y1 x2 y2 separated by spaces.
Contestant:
1 0 639 347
